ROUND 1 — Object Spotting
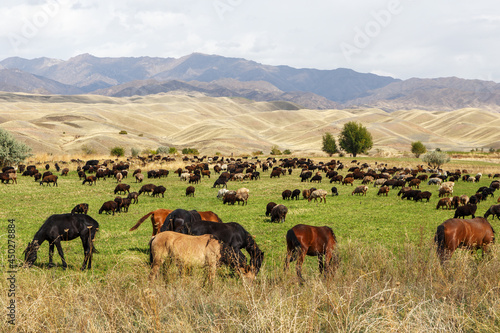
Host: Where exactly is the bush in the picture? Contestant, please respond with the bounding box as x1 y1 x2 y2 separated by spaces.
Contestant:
169 147 177 154
119 130 128 135
270 145 282 155
110 147 125 157
182 148 199 155
411 141 427 158
421 150 450 169
283 149 292 155
0 128 32 168
130 147 140 157
157 146 169 154
252 151 263 156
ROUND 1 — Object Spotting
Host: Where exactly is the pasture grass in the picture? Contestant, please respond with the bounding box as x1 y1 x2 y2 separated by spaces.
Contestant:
1 155 500 332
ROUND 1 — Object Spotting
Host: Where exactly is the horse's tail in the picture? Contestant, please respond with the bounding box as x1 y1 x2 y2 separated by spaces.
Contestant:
130 211 154 231
286 228 301 250
434 224 446 256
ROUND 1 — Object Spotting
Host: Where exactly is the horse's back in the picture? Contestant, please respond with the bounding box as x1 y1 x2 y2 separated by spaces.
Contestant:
441 217 495 247
289 224 337 255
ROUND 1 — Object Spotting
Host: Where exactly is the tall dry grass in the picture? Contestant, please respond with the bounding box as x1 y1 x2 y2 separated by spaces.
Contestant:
2 240 499 332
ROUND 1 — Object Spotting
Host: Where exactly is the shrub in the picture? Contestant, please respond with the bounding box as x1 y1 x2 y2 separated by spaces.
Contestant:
110 147 125 157
0 128 32 168
169 147 177 154
131 147 140 157
182 148 199 155
119 130 128 135
157 146 169 154
270 145 282 155
283 149 292 155
421 150 450 169
411 141 427 158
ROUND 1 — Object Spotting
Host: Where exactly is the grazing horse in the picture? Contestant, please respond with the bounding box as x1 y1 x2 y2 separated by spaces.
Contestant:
129 209 173 236
434 217 495 264
23 214 99 270
131 209 222 236
165 219 264 276
284 224 339 283
149 231 255 283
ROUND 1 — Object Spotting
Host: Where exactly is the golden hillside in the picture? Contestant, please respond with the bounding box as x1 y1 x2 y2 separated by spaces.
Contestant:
1 92 499 156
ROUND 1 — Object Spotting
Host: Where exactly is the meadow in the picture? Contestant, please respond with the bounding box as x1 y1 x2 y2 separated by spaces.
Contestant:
1 154 499 332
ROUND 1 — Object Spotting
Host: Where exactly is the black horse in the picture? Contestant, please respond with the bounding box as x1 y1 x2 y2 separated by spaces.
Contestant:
23 213 99 270
160 208 203 232
164 218 264 275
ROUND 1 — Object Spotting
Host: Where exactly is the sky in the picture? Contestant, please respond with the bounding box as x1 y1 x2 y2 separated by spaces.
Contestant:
1 0 499 81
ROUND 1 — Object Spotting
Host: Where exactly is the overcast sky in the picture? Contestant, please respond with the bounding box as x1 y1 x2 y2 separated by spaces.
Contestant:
1 0 499 81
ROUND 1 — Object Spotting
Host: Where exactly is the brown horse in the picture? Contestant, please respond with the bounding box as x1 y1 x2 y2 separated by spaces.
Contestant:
130 209 223 236
284 224 339 283
129 209 173 236
434 217 495 264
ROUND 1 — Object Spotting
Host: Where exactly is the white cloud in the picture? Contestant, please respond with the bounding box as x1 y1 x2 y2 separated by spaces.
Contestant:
0 0 499 81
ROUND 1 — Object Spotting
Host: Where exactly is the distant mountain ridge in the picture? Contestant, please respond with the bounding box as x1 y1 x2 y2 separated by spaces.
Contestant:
1 53 500 111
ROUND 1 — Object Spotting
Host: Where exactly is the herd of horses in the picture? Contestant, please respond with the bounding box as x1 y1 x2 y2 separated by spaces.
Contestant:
21 158 499 283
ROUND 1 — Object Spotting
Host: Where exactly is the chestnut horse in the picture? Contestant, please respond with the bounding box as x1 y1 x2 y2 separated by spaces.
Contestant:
284 224 339 283
130 209 223 236
434 217 495 264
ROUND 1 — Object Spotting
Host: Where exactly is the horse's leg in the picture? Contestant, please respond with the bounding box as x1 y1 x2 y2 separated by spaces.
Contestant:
54 241 67 269
296 251 306 284
80 232 93 270
48 243 56 268
318 254 325 274
284 248 298 272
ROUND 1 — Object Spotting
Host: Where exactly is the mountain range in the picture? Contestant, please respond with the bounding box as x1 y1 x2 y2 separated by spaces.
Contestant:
2 53 500 111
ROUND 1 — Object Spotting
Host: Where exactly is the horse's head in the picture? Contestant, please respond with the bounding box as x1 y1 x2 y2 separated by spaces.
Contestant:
237 264 256 282
172 218 189 234
23 240 40 267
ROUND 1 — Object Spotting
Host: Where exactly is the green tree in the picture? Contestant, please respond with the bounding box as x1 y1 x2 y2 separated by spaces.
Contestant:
411 141 427 158
338 122 373 157
110 146 125 157
168 147 177 154
0 128 32 168
322 132 338 156
421 150 450 169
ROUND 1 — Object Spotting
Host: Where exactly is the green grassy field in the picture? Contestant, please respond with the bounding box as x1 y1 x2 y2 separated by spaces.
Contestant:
1 155 499 332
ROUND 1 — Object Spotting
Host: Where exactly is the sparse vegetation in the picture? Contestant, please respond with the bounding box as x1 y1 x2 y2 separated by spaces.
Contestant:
81 144 96 155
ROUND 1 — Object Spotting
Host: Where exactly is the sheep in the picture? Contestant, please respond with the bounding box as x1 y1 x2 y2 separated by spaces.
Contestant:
377 186 390 196
308 189 328 203
265 202 277 216
236 188 250 205
186 186 195 197
282 190 292 200
352 185 368 196
436 197 452 209
40 175 58 186
135 173 144 183
270 204 288 223
454 204 477 219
